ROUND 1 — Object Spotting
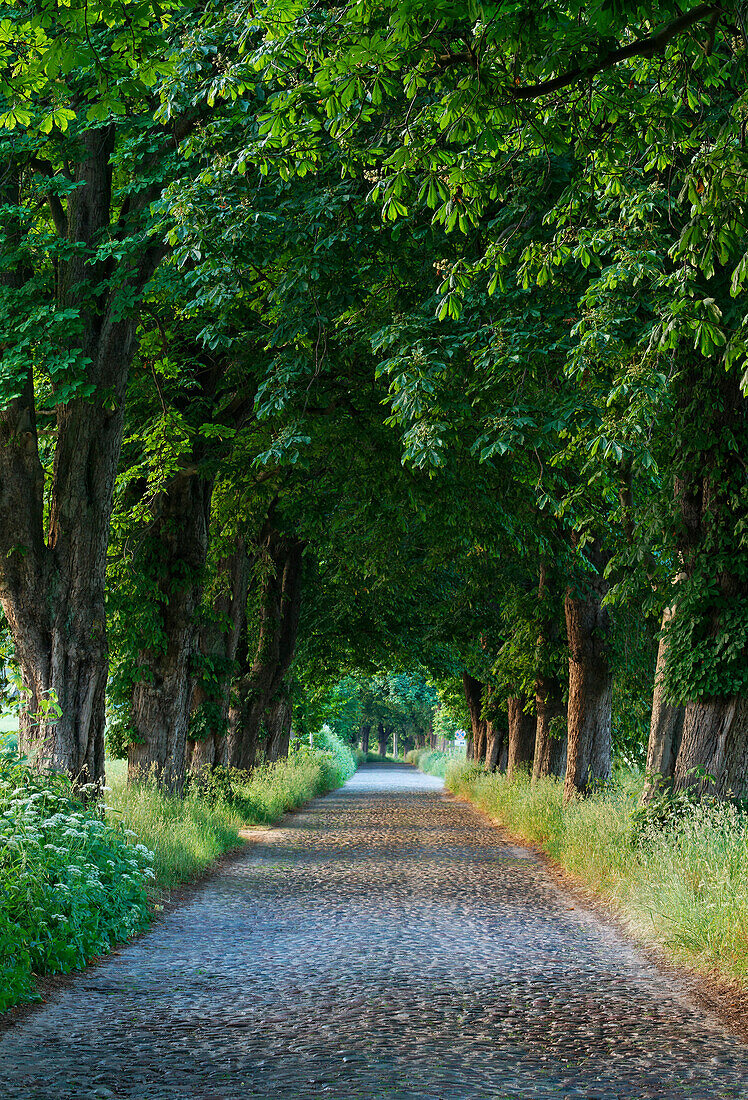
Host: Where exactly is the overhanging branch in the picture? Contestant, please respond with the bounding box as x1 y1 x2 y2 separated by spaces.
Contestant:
436 4 722 99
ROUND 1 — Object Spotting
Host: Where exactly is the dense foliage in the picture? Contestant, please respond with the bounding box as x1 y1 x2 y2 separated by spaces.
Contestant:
0 750 153 1012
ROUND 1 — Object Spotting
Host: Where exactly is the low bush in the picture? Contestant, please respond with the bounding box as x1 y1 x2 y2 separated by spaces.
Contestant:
0 749 153 1013
309 726 358 783
426 758 748 982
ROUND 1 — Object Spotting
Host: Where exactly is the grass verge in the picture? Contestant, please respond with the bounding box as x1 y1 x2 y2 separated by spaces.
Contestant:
416 754 748 984
106 733 355 890
404 747 465 777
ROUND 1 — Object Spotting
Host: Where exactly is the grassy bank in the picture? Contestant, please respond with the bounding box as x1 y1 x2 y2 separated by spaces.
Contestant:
416 754 748 984
404 747 464 777
1 730 356 1013
107 732 356 889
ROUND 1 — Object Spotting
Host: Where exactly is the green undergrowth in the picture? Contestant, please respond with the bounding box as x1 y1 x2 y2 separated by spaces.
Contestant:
418 755 748 983
405 747 464 777
0 748 153 1013
107 729 357 889
2 729 356 1014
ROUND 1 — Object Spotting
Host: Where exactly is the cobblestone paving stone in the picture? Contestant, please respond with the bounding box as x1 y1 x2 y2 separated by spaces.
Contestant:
1 763 747 1100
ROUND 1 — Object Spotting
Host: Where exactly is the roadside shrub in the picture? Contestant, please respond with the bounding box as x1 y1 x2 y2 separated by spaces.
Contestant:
0 749 153 1012
309 726 357 784
405 748 429 765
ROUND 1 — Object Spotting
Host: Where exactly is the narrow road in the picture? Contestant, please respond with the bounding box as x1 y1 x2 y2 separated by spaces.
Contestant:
2 763 747 1099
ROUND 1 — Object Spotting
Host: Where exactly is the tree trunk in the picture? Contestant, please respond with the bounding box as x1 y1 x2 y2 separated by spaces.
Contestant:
474 720 488 764
0 137 164 787
532 561 566 782
549 730 567 777
485 717 506 771
462 671 485 764
673 697 748 799
377 722 387 757
392 728 398 758
533 677 566 782
641 603 685 801
227 525 303 771
360 722 371 754
507 696 536 779
563 544 613 801
127 473 214 789
264 688 293 762
186 544 250 773
668 362 748 798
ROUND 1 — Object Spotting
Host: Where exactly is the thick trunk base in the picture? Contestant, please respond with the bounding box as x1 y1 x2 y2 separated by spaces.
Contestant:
673 696 748 800
563 578 613 802
507 696 536 780
19 649 108 789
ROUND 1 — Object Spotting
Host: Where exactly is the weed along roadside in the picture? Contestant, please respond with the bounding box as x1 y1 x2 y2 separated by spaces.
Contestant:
0 730 357 1016
411 748 748 989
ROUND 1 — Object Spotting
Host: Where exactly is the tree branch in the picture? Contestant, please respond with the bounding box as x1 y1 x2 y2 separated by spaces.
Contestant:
28 158 67 236
509 4 722 100
437 4 722 99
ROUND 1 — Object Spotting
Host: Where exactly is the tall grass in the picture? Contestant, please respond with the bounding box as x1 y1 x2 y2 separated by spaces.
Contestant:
106 733 357 890
105 775 245 890
404 746 465 777
417 756 748 982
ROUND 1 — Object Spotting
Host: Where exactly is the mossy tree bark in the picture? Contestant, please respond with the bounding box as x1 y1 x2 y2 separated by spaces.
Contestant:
668 363 748 799
641 603 685 801
0 137 167 786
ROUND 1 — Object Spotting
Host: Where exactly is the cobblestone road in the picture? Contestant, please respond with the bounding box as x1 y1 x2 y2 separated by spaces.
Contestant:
2 763 747 1099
